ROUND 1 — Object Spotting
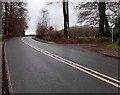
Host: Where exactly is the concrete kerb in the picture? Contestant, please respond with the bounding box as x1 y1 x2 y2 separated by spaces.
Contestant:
97 50 120 60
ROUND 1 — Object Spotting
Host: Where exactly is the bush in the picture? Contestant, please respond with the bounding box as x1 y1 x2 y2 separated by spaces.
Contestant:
113 28 120 42
113 17 120 43
117 38 120 46
58 26 99 39
69 26 99 38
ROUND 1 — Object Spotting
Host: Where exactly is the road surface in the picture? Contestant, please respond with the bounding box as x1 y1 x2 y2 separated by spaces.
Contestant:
5 37 119 93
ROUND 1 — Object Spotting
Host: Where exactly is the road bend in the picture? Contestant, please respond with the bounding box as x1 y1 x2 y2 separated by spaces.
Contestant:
5 37 119 93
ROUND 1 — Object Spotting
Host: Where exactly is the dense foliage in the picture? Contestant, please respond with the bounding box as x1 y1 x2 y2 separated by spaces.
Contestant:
113 17 120 46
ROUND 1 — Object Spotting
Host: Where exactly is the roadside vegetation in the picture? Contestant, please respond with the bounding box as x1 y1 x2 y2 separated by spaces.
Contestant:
35 2 120 51
107 39 120 49
2 1 119 51
106 17 120 50
36 22 120 50
2 2 29 38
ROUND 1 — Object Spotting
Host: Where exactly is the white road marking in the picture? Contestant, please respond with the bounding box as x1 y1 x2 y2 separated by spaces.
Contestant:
21 38 120 88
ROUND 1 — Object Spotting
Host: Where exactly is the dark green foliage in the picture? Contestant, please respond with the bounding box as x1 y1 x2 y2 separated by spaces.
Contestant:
113 28 120 42
114 17 120 27
117 38 120 46
113 17 120 44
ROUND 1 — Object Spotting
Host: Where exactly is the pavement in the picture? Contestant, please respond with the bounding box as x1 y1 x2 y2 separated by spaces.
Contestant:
32 36 54 44
0 47 1 89
5 37 119 93
98 49 120 59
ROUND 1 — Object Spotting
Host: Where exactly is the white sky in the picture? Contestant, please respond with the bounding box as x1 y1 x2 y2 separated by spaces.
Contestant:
25 0 119 35
25 0 79 35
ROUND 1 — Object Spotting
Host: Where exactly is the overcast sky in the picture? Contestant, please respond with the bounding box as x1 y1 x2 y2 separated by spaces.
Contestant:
25 0 79 35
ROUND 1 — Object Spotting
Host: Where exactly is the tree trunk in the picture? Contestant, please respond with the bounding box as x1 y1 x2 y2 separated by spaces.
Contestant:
104 15 110 37
8 2 13 36
98 2 105 36
104 3 110 37
63 0 70 40
4 2 8 36
99 2 110 37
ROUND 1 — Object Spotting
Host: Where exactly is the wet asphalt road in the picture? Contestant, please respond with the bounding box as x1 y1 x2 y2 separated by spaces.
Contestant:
5 37 119 93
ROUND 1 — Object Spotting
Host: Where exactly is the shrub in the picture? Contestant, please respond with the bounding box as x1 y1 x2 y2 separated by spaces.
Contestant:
59 26 99 38
113 17 120 43
117 38 120 46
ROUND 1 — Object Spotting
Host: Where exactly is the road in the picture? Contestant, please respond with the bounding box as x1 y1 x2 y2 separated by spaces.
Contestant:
5 37 119 93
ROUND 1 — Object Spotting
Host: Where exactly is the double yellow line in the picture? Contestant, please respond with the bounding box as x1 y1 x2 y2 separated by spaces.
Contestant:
21 38 120 88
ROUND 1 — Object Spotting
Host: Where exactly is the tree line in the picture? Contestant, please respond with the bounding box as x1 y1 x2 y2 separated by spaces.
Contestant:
76 1 120 43
36 1 120 44
2 1 29 37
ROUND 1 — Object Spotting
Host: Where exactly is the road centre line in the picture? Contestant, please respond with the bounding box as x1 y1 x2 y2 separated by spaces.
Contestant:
21 38 120 88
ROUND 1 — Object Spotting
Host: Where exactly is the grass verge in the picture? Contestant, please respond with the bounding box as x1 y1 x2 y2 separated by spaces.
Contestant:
107 43 120 49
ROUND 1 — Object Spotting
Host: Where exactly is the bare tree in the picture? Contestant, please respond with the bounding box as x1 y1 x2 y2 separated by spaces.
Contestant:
36 8 49 36
2 2 29 37
47 0 70 40
76 2 120 25
41 9 49 27
76 1 120 36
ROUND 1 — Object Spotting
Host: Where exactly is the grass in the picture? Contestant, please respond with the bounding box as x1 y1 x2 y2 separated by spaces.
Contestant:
107 38 120 50
107 43 120 49
77 36 111 40
78 37 95 39
77 37 95 41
